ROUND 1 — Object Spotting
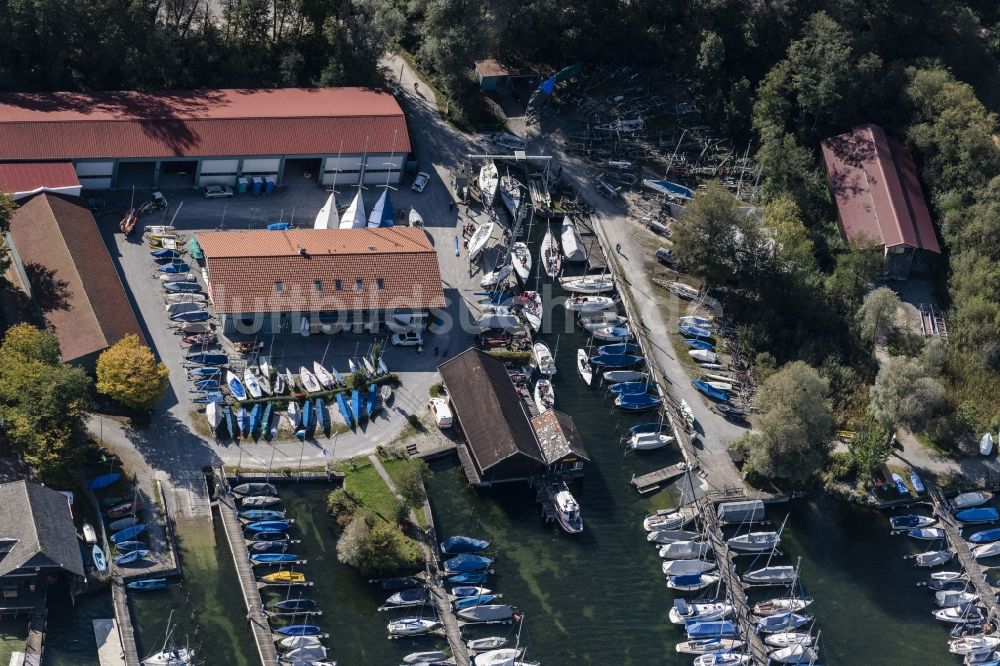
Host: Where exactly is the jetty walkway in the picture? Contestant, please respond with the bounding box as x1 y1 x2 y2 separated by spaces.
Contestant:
110 585 141 666
216 493 279 666
929 487 1000 619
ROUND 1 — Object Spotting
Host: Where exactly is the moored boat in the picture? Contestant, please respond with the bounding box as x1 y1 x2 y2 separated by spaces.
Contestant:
668 599 733 625
954 492 994 509
667 573 720 593
510 242 532 281
468 222 494 261
440 535 490 555
541 225 561 278
576 349 593 385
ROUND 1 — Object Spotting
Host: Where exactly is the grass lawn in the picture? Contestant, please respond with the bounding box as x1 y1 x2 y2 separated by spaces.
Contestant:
341 458 399 524
915 432 960 460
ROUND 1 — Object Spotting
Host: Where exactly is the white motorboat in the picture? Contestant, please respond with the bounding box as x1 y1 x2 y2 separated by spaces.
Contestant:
533 379 555 412
693 655 751 666
278 635 322 649
298 366 321 393
541 225 561 278
982 433 995 456
972 542 1000 559
950 636 1000 655
627 432 674 451
510 242 532 281
604 369 645 383
689 349 718 363
727 531 780 552
559 275 614 293
591 325 632 342
644 507 698 531
769 645 818 664
667 573 720 592
552 487 583 534
564 295 616 312
479 161 499 203
936 591 979 608
674 638 744 655
560 217 587 262
659 540 712 559
520 291 542 332
916 550 955 567
579 312 627 332
668 600 733 625
481 263 513 288
753 597 813 617
954 492 994 509
533 342 557 375
498 174 522 217
934 604 984 623
387 618 440 636
468 222 495 261
647 529 699 544
142 647 194 665
764 632 814 649
474 648 524 666
743 566 797 585
408 207 424 227
576 349 593 385
662 559 716 576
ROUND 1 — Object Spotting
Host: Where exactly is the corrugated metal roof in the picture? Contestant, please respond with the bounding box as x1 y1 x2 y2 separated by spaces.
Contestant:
0 162 79 196
821 124 940 254
8 193 144 362
0 88 409 159
197 227 445 314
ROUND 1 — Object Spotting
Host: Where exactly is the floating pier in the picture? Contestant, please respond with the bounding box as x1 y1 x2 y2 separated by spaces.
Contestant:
110 585 141 666
93 619 127 666
216 493 279 666
630 463 692 494
929 487 999 618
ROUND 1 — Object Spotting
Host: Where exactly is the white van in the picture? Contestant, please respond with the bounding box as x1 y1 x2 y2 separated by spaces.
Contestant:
429 398 453 428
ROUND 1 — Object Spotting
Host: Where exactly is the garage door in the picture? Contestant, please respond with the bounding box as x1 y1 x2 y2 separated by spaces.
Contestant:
74 161 114 190
241 158 280 175
198 159 239 186
320 156 365 185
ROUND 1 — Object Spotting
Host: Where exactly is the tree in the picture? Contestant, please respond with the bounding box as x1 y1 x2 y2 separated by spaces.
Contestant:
335 512 419 572
0 324 91 483
742 361 834 483
96 335 169 411
856 287 902 346
825 245 883 314
848 420 891 483
869 357 946 432
394 458 430 511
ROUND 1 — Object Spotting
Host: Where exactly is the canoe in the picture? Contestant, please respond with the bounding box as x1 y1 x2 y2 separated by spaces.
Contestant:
440 535 490 555
88 473 122 490
336 392 354 428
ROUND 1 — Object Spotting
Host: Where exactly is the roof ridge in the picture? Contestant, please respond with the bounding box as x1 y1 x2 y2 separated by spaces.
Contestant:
865 126 908 246
21 481 42 566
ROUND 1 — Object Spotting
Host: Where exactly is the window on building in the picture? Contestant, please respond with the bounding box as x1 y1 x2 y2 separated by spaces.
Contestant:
335 279 343 290
355 279 364 291
376 278 385 290
571 461 584 471
314 280 322 291
274 281 284 292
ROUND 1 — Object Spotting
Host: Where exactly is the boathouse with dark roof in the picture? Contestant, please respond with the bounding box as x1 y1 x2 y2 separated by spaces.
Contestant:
820 124 941 280
5 192 144 366
0 480 85 613
530 409 589 481
0 87 409 190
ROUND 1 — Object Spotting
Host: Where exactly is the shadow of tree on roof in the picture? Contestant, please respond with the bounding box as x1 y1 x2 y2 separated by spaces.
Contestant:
24 263 71 313
824 130 878 201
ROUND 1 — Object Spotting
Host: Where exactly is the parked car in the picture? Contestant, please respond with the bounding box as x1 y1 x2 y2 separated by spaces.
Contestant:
411 172 430 193
655 247 675 266
429 398 453 428
391 331 423 347
203 184 234 198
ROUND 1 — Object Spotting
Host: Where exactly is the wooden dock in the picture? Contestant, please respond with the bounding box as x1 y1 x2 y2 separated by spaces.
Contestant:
421 495 469 664
216 494 279 666
930 487 999 618
630 463 692 494
700 496 772 665
110 585 141 666
93 619 127 666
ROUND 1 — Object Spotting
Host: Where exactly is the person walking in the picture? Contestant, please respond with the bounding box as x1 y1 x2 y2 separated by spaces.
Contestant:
616 242 623 255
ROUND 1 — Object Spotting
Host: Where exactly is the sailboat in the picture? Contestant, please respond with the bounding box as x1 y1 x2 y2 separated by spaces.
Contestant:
142 611 193 665
314 192 339 229
312 362 335 389
560 217 587 262
367 188 394 227
498 173 523 216
533 379 555 412
299 366 321 393
339 190 366 229
243 368 262 399
479 161 499 203
206 402 222 431
576 349 593 385
533 342 557 375
226 371 247 400
510 242 532 281
520 291 542 332
541 224 561 278
468 222 494 261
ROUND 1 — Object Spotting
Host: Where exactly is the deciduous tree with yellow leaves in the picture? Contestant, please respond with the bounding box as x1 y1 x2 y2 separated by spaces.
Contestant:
96 335 168 411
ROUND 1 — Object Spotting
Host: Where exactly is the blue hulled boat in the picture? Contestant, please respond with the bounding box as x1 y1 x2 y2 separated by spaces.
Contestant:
151 249 183 260
970 528 1000 544
315 398 327 432
589 353 644 368
114 549 150 566
336 392 354 428
453 594 500 609
447 572 489 584
443 553 494 573
240 510 285 521
956 507 999 524
115 540 146 552
366 384 379 416
111 524 147 543
88 472 122 490
262 403 275 441
683 338 714 352
249 403 263 436
891 473 909 496
615 393 660 411
275 625 321 636
678 325 713 339
302 399 314 430
159 262 190 273
171 310 208 323
250 553 299 563
597 343 638 356
126 578 167 591
185 352 227 365
692 380 729 402
352 389 363 423
244 520 291 533
440 536 490 555
686 620 737 639
609 381 654 395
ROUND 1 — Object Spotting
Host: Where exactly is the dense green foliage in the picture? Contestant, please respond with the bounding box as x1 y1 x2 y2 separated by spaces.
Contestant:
0 324 92 483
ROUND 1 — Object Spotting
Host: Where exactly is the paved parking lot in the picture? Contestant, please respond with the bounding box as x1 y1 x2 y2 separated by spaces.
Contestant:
96 156 512 469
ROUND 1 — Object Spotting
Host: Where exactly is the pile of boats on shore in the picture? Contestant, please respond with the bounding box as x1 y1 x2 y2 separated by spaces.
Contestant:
642 499 823 664
373 533 539 665
889 490 1000 664
233 481 336 666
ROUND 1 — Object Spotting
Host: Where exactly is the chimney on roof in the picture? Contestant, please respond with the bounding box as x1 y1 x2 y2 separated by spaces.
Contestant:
368 246 376 252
